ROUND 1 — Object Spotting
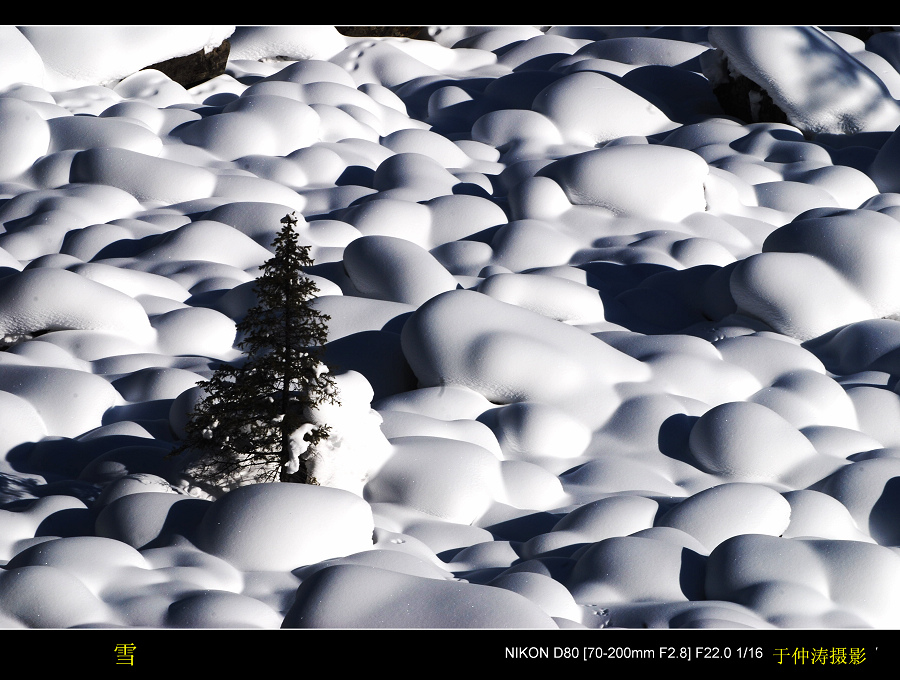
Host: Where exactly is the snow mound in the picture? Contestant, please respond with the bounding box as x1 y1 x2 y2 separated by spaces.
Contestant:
176 95 320 161
342 234 459 305
810 318 900 374
814 457 900 546
0 565 112 628
572 36 709 68
283 563 558 628
70 147 217 206
6 535 150 591
707 534 900 627
70 263 191 303
48 114 163 156
532 71 679 145
0 390 46 454
0 364 121 437
781 489 873 542
477 272 605 324
0 268 152 342
536 144 709 220
229 26 347 62
489 400 592 461
523 495 658 558
657 482 792 552
112 367 204 403
0 98 50 182
401 289 651 428
365 436 502 524
569 535 705 604
166 590 282 628
150 306 237 359
196 482 374 571
95 493 207 550
731 208 900 339
136 220 273 271
688 401 819 482
0 27 44 91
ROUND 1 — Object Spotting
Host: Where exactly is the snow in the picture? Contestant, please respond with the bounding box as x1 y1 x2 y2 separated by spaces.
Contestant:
3 24 900 630
535 143 709 219
229 26 348 63
195 482 374 571
292 369 393 495
707 27 900 134
342 234 460 305
532 70 679 145
17 26 234 91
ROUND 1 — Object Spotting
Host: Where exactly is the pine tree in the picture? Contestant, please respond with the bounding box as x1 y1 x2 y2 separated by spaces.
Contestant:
173 212 338 488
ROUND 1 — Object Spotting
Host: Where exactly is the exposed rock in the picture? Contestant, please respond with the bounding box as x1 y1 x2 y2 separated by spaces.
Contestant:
336 27 426 39
711 62 790 127
141 39 230 89
702 47 790 127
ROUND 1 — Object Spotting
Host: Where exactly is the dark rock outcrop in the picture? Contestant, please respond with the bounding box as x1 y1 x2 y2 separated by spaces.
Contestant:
712 67 790 127
336 27 425 39
701 47 790 127
141 39 230 89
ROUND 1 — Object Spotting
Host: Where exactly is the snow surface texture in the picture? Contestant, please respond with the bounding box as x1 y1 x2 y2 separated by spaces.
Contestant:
3 24 900 629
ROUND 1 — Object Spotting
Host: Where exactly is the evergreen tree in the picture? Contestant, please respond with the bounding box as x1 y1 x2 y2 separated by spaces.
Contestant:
173 212 338 487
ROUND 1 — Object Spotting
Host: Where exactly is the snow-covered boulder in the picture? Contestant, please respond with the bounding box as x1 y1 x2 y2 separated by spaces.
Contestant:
17 26 234 90
706 26 900 134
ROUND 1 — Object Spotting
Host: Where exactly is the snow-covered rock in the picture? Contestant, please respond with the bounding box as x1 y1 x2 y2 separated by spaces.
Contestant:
18 26 234 90
707 26 900 134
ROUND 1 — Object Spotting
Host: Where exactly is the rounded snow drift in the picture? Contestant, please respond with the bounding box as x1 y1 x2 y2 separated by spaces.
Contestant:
658 482 792 552
688 400 817 481
0 98 50 182
282 563 557 628
537 144 708 221
196 483 374 571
